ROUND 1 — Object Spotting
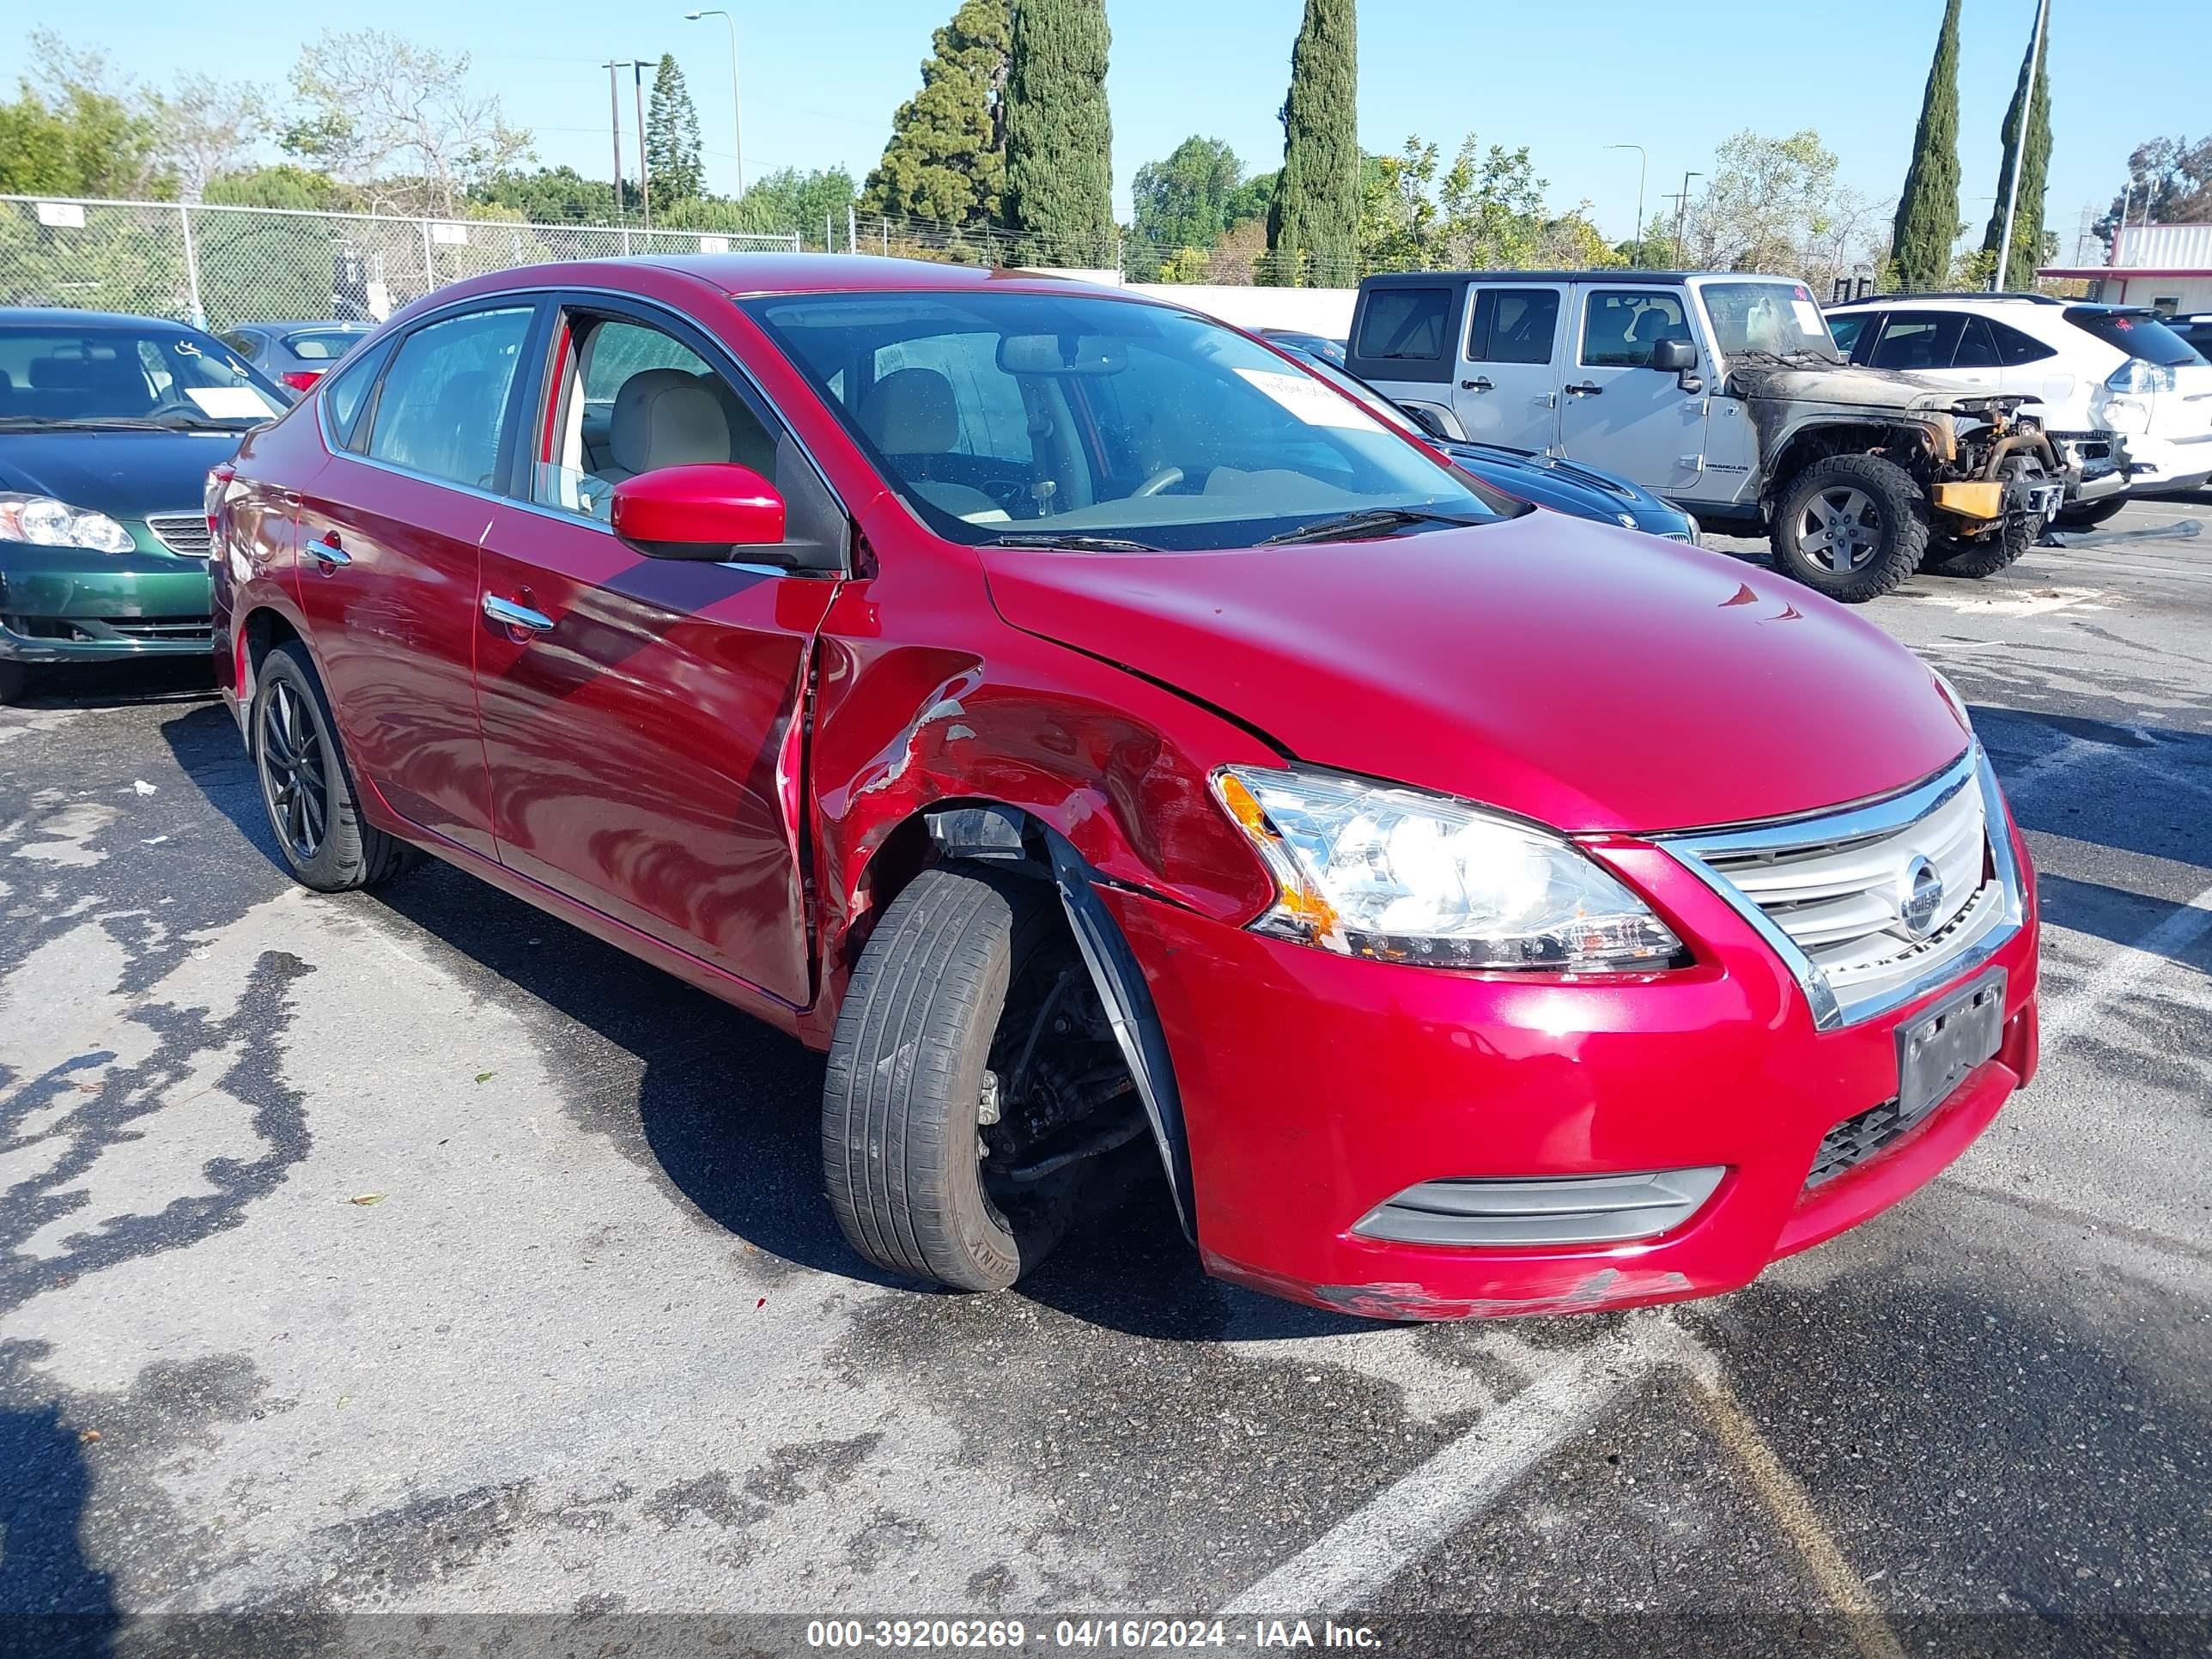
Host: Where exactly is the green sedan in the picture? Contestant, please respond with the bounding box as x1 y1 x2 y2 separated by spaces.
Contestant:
0 308 291 703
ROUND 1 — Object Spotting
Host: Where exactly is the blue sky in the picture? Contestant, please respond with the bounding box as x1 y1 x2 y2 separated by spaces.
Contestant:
58 0 2212 252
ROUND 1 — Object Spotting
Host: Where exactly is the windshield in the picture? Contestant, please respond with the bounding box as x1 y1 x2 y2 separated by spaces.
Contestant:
1698 282 1841 362
0 323 287 428
2064 307 2206 368
742 291 1507 550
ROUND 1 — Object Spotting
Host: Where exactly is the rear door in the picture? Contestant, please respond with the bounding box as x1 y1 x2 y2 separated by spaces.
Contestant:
471 294 848 1008
1556 286 1709 491
1452 283 1565 449
291 300 542 860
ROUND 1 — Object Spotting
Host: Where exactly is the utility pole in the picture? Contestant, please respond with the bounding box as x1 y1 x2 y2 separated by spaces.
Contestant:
1992 0 2051 292
1667 171 1702 266
1606 144 1648 267
602 61 631 223
685 9 745 198
633 59 653 228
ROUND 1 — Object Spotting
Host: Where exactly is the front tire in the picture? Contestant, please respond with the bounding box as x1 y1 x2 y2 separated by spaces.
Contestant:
1770 453 1929 604
823 865 1106 1292
251 641 407 892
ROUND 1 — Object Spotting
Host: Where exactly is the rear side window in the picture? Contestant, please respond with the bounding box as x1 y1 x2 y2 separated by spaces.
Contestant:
1466 289 1559 365
320 337 392 450
1952 316 2002 369
1355 288 1451 362
1990 320 2055 366
364 306 535 489
1580 290 1691 368
2064 307 2205 367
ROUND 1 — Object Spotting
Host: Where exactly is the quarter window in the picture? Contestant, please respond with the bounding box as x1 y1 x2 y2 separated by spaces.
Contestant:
1466 289 1559 365
1990 321 2055 366
364 307 534 489
1580 291 1691 368
1355 287 1452 362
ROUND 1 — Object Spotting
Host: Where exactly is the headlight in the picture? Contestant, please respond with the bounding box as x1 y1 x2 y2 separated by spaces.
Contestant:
0 492 137 554
1212 765 1684 969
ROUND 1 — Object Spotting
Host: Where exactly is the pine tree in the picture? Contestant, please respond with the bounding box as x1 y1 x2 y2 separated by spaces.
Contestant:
1003 0 1115 265
644 54 704 207
1267 0 1359 287
1891 0 1961 293
860 0 1011 228
1982 10 2053 292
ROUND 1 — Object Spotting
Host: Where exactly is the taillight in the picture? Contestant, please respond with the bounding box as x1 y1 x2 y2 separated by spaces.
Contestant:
281 368 322 392
205 462 235 548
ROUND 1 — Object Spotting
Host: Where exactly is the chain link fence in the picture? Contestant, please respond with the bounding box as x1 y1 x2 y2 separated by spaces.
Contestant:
1 195 803 329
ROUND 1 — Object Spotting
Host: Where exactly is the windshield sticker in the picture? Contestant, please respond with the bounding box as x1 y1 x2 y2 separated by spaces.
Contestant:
184 386 274 418
1235 368 1376 429
1791 300 1825 336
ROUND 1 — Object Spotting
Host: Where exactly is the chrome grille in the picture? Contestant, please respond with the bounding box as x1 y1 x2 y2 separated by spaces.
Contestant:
1660 750 2023 1030
145 512 213 558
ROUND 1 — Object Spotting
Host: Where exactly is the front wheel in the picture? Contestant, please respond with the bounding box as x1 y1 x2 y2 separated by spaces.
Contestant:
823 865 1131 1292
1770 453 1929 604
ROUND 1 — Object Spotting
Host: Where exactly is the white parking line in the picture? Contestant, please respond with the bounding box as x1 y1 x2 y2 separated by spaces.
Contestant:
2039 878 2212 1055
1218 1321 1668 1613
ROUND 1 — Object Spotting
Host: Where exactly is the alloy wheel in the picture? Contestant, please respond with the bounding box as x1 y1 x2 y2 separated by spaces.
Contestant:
258 679 329 861
1796 485 1884 573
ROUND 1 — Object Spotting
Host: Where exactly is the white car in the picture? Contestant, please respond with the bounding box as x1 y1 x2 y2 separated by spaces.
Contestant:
1826 294 2212 519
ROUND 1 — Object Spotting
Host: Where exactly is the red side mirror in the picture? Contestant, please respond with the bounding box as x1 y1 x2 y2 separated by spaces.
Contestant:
610 463 787 560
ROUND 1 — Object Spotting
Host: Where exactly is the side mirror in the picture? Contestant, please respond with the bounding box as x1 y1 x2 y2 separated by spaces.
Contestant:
611 463 787 562
1648 338 1697 374
1401 403 1449 440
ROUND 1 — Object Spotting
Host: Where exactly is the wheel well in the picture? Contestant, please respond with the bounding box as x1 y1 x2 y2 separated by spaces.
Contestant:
842 799 1198 1241
242 607 300 674
1765 422 1929 510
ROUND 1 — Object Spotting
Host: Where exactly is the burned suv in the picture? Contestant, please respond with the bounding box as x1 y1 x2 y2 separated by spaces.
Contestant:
1349 270 2071 602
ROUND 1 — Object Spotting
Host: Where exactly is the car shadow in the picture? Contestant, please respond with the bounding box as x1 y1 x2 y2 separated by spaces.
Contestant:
9 657 216 711
0 1375 117 1654
1970 703 2212 872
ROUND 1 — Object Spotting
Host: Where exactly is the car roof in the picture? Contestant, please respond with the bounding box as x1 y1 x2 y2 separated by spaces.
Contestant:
1359 269 1796 288
1826 293 2152 319
0 307 204 331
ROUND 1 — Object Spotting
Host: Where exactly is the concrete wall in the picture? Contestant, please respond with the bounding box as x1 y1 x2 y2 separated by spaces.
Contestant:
1018 268 1358 339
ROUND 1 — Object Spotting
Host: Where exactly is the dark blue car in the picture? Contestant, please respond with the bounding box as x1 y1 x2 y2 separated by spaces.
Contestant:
1269 337 1700 544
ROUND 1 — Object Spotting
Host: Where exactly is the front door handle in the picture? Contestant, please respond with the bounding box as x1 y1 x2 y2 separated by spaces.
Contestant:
303 536 350 568
1564 381 1604 397
483 592 555 634
1460 376 1494 392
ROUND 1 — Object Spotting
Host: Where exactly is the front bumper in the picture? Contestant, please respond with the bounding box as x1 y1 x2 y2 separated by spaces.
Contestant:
0 538 213 663
1105 792 2039 1320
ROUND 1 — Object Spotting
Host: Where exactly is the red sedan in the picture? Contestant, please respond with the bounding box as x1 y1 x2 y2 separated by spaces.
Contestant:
208 256 2039 1318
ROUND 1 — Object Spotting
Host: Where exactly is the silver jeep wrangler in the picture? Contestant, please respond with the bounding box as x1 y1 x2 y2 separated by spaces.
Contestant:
1348 270 2072 603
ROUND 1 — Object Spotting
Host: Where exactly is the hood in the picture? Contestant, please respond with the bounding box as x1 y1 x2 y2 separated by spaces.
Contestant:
1442 442 1686 532
981 514 1968 835
1724 360 2013 416
0 429 246 519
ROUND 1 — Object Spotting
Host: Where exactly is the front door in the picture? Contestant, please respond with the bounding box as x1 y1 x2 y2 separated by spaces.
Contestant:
291 301 541 860
1450 283 1565 449
1556 286 1711 491
472 299 848 1009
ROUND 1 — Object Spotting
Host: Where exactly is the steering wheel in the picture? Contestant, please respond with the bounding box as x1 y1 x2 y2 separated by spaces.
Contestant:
1131 467 1184 498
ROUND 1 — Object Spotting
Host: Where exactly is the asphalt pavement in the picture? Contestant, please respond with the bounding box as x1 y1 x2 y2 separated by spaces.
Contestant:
2 495 2209 1657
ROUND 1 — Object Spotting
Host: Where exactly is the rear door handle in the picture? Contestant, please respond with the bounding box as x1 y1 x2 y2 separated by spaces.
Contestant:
1460 376 1493 392
303 536 350 567
483 592 555 634
1564 381 1603 397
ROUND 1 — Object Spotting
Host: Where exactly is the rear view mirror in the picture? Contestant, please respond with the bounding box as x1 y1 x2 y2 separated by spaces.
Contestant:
611 463 788 561
996 333 1127 375
1648 338 1697 374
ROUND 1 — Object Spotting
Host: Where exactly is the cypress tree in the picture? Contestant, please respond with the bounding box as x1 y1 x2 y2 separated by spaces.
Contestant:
1982 12 2054 292
1267 0 1359 287
1003 0 1115 265
1890 0 1961 292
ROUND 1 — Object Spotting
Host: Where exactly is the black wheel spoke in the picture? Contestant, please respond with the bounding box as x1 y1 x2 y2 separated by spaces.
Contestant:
300 785 326 841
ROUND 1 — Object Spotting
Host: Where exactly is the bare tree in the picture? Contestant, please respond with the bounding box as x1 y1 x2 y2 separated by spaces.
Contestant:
1686 130 1891 294
283 29 532 218
155 75 269 200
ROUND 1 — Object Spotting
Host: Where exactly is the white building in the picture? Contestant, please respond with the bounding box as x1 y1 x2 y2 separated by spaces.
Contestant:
2041 222 2212 314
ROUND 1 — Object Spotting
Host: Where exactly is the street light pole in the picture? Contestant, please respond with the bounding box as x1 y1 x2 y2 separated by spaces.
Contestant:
1992 0 2051 292
1606 143 1648 266
686 9 745 199
633 59 653 228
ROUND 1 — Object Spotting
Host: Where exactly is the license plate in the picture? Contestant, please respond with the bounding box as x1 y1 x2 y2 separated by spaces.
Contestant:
1896 969 2006 1126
